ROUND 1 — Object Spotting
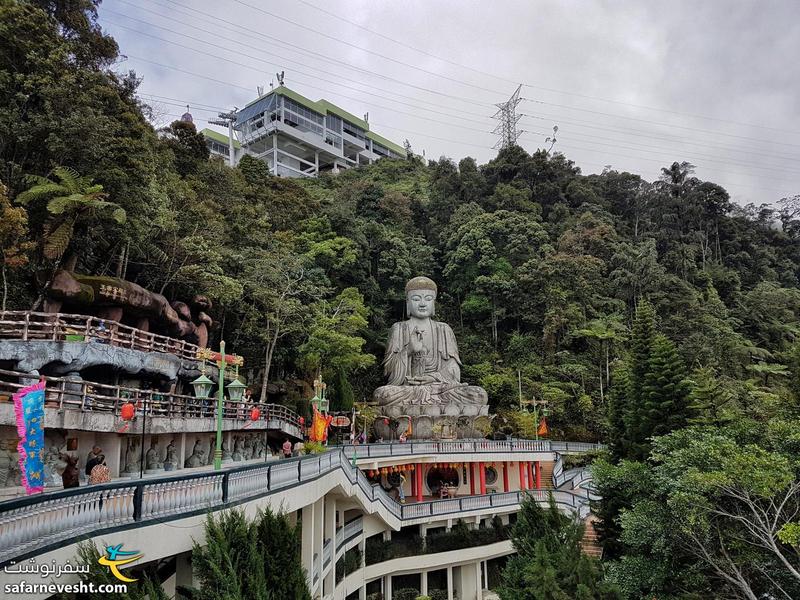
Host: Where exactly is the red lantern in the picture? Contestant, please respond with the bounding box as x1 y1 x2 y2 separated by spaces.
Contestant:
409 464 415 471
299 417 305 425
383 418 389 426
121 402 136 421
368 470 375 477
250 407 261 421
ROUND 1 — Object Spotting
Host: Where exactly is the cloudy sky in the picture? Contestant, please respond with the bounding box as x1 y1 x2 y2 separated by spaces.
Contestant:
99 0 800 205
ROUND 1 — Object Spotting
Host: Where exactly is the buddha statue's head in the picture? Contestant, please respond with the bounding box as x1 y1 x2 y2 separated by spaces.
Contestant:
405 276 437 318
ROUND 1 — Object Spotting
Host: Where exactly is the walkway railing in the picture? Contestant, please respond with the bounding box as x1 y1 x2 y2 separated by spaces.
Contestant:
0 310 202 361
340 440 603 458
0 443 595 565
0 368 301 431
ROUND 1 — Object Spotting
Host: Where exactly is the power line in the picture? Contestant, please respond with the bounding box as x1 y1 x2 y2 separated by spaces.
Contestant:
122 0 496 113
111 3 800 167
107 22 499 134
293 0 796 135
225 0 502 98
520 112 800 163
522 99 800 149
103 15 497 129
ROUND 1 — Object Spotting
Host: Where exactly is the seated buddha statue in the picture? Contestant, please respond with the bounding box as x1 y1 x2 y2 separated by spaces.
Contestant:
373 276 488 417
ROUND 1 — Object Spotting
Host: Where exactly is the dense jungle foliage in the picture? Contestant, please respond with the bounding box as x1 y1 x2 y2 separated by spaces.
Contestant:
2 2 799 598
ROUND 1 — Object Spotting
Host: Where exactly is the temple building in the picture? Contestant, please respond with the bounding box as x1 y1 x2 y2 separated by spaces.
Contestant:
200 85 406 177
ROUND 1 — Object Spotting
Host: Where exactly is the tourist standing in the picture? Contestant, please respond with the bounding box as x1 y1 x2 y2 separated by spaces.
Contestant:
85 446 102 476
89 455 111 484
282 439 292 459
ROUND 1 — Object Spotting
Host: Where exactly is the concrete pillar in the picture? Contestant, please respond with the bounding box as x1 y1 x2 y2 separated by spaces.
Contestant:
519 461 527 490
359 585 366 600
323 496 336 592
383 529 392 541
301 503 315 588
478 462 486 495
469 462 475 495
483 560 489 590
536 460 542 489
458 562 479 600
272 134 278 176
421 570 428 595
503 461 509 492
314 497 324 592
446 566 454 600
175 551 195 599
385 574 392 600
176 432 186 471
314 151 319 177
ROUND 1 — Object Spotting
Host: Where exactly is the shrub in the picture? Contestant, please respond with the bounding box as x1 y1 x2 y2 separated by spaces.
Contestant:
303 441 326 454
429 591 448 600
394 588 420 600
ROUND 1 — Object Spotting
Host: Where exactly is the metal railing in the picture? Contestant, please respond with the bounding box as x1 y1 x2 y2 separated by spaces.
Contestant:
0 444 595 565
340 439 603 458
0 368 301 431
0 311 202 361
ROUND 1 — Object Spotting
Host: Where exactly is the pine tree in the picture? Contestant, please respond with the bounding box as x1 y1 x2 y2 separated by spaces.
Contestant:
607 362 631 461
642 334 689 438
687 367 733 426
623 299 657 460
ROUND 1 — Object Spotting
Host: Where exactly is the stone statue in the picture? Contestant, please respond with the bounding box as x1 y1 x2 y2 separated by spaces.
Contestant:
373 276 489 439
145 439 164 472
122 438 140 475
184 439 205 468
232 436 244 461
43 446 66 487
164 440 178 471
221 438 233 463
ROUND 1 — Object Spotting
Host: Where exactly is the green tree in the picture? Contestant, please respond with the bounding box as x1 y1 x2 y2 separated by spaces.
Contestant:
0 182 34 310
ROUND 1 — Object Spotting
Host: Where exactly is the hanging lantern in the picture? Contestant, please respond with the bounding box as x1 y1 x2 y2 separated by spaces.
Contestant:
368 470 375 477
299 417 305 426
250 407 261 421
409 464 415 471
120 402 136 421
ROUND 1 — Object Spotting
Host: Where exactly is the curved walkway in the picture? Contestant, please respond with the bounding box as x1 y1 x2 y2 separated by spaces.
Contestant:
0 440 598 566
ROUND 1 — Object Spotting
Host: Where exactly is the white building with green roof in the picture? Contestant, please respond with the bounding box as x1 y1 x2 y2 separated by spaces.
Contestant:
201 85 406 177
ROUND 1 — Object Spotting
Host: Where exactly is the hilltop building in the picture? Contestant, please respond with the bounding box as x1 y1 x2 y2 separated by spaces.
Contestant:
200 85 406 177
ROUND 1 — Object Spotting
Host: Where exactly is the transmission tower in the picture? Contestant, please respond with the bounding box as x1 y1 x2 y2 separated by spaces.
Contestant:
492 84 524 150
208 110 238 166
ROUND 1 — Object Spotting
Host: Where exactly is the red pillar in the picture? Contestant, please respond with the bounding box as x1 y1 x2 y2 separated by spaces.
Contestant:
478 461 486 495
535 460 542 489
416 463 423 502
502 461 509 492
528 462 535 491
469 462 475 495
519 461 527 490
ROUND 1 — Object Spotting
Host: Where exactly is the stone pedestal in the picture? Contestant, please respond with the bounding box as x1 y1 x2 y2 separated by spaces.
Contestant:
373 407 492 440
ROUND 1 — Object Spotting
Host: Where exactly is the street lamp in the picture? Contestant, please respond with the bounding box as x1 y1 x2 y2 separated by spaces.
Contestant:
311 376 328 414
194 341 244 470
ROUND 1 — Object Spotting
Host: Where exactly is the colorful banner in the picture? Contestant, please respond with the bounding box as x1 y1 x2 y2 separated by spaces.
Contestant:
309 405 333 442
13 380 46 495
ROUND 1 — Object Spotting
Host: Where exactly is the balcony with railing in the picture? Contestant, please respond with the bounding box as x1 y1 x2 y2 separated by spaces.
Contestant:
0 368 301 435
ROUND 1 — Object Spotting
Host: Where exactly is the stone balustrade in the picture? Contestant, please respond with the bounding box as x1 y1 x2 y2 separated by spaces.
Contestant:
0 442 595 566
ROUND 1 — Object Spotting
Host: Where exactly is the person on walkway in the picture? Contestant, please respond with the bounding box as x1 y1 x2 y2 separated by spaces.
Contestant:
282 439 292 459
293 440 305 457
61 454 79 489
89 455 111 484
85 446 102 476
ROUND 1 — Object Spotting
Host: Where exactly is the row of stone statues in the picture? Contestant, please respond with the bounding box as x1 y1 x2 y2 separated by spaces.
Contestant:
119 434 271 474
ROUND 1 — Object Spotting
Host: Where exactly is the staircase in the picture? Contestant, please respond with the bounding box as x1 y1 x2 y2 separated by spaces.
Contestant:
539 461 555 489
580 515 603 558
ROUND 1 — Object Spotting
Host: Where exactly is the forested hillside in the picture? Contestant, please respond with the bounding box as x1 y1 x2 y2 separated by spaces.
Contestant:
2 2 800 598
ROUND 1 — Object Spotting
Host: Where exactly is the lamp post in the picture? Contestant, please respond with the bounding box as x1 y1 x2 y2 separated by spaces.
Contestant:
192 342 245 470
518 369 549 440
311 376 328 414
